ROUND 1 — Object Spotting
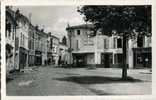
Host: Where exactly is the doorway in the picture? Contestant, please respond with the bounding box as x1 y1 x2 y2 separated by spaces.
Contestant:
101 53 112 68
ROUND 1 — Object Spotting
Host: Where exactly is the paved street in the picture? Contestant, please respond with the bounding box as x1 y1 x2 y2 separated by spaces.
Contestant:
6 66 151 95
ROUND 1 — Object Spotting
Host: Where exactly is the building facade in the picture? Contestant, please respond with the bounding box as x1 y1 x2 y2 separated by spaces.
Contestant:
128 34 151 68
59 42 68 65
66 24 123 68
34 27 48 66
6 7 17 73
47 33 60 66
28 24 35 66
66 24 152 68
40 30 48 66
6 7 61 74
47 33 53 65
15 11 30 70
51 35 59 66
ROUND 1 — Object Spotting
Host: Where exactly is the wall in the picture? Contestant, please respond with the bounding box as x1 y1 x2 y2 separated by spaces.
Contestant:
71 28 95 52
67 26 123 66
18 22 29 50
128 36 152 68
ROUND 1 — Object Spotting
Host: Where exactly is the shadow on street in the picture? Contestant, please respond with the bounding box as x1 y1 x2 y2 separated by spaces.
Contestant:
54 76 142 85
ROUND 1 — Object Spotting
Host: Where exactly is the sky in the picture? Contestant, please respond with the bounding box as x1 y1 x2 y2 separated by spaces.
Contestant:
13 6 85 40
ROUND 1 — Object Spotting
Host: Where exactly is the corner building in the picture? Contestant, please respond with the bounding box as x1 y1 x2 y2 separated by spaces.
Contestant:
66 24 123 68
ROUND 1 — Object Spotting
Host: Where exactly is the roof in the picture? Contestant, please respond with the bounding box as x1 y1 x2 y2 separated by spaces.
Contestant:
66 24 94 30
6 7 30 26
50 34 59 40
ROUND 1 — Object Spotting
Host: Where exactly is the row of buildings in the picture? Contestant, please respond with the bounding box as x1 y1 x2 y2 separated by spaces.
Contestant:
6 7 152 74
6 7 68 74
66 24 152 68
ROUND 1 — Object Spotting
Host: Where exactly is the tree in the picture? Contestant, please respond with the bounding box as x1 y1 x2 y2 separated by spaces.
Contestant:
78 5 151 80
62 36 67 45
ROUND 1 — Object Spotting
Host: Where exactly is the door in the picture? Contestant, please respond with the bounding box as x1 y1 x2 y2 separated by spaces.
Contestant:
101 53 111 68
104 54 110 68
73 54 86 67
76 55 85 67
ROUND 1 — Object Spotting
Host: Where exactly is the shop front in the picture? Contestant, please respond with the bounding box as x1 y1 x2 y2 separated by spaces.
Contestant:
47 52 53 65
72 53 94 67
35 51 42 66
133 47 151 68
28 50 35 66
19 47 28 69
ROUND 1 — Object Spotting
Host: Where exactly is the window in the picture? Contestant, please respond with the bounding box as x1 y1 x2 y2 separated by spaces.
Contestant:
137 35 144 47
15 37 19 50
29 39 31 49
6 22 11 37
107 39 109 49
117 38 122 48
76 40 79 50
77 30 80 35
50 38 53 49
104 38 109 49
113 38 116 48
114 54 122 64
20 33 22 45
104 39 107 49
23 35 25 46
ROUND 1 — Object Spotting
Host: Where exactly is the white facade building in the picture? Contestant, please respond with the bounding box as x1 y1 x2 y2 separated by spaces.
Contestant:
15 12 30 70
66 24 152 68
66 24 123 68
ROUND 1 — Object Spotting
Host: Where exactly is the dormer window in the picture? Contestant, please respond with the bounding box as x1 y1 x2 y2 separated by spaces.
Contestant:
77 30 80 35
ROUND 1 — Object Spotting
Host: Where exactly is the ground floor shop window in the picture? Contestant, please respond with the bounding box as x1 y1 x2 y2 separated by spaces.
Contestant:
114 54 122 64
134 52 151 68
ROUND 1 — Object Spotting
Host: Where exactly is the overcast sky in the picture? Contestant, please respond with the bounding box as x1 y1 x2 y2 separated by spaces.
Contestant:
13 6 85 40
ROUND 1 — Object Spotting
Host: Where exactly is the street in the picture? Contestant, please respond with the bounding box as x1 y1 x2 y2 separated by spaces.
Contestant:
6 66 151 95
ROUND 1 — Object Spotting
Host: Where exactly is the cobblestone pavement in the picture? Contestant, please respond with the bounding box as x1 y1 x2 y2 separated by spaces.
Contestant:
6 66 151 95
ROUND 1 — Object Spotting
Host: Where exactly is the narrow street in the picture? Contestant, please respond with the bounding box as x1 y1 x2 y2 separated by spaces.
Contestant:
6 66 151 95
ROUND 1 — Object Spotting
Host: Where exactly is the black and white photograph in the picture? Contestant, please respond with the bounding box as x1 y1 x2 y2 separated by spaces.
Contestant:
4 5 152 96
